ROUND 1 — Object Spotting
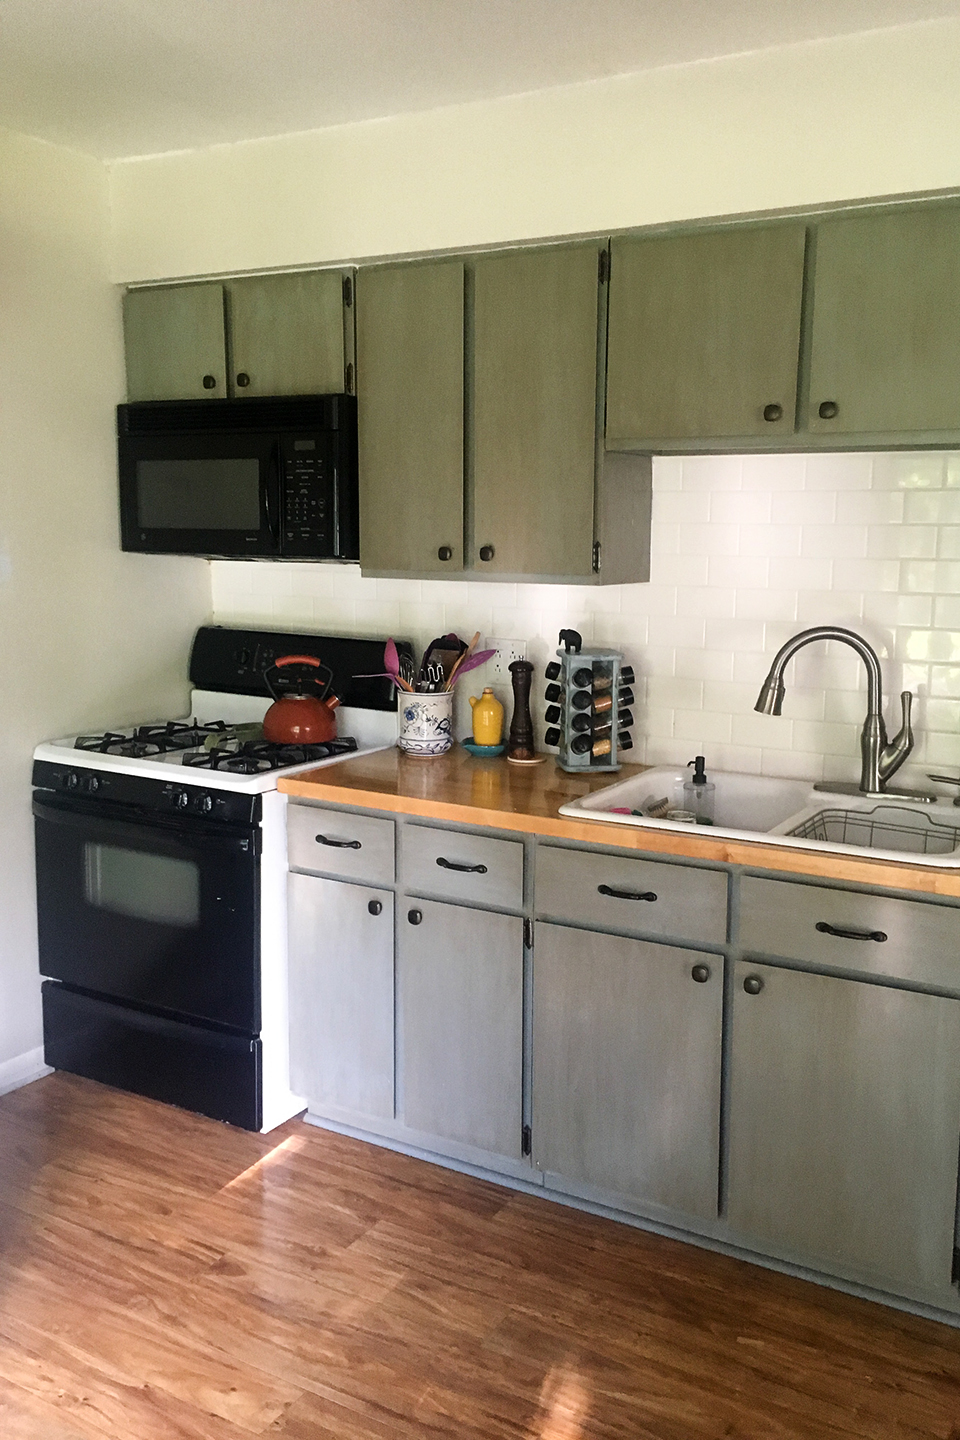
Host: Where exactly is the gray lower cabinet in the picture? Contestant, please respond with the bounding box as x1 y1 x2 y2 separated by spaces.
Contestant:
533 922 722 1218
728 959 960 1298
399 898 523 1159
287 871 394 1121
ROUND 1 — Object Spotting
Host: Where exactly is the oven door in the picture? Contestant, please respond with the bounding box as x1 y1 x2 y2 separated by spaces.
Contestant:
33 795 260 1032
118 429 280 558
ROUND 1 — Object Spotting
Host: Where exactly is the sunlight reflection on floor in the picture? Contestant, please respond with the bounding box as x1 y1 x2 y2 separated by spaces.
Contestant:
529 1359 592 1438
218 1134 307 1191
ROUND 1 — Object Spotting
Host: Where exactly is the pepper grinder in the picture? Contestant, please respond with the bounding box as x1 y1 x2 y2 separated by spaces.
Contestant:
507 659 536 762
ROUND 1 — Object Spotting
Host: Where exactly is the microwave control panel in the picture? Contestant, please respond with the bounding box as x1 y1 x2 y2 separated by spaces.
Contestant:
280 435 337 556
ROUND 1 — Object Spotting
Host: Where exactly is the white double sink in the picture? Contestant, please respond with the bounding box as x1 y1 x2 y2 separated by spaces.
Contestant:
559 766 960 869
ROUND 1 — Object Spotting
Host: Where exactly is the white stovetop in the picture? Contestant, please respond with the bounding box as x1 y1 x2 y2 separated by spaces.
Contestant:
34 690 400 794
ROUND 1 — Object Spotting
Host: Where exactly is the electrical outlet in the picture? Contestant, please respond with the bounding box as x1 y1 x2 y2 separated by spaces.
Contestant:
489 638 527 682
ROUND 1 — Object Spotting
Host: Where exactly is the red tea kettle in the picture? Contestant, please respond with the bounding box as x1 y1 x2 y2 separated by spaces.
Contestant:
262 655 339 745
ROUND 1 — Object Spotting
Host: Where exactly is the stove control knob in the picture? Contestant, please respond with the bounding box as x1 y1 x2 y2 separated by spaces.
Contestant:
198 794 213 813
174 789 190 809
86 775 100 794
64 771 79 790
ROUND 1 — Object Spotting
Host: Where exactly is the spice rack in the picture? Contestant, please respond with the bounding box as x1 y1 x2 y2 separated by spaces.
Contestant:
542 629 634 773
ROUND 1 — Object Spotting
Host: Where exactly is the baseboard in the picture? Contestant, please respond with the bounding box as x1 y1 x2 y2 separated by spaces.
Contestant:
0 1047 53 1098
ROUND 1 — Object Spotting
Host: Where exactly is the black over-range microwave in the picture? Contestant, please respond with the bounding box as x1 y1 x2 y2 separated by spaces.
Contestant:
117 394 359 560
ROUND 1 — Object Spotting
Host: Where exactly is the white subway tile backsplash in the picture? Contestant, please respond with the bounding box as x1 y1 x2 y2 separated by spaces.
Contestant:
207 449 960 784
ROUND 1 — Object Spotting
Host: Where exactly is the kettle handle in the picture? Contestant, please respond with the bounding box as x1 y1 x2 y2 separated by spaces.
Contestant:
264 654 335 702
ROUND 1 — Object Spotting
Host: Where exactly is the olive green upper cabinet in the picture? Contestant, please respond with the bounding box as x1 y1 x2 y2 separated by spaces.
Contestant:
123 270 351 402
605 224 807 446
807 205 960 437
123 283 227 401
472 244 599 577
225 271 347 397
356 260 465 575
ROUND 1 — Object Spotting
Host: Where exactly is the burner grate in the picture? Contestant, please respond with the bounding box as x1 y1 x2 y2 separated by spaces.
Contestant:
184 736 359 773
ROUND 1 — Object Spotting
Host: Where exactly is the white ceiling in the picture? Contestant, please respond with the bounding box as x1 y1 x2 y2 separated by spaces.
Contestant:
2 0 960 162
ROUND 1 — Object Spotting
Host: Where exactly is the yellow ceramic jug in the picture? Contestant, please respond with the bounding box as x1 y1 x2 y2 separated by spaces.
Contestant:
469 687 504 746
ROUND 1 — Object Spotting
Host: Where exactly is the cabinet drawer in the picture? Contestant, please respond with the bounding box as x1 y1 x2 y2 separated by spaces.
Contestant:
740 876 960 990
287 804 394 885
401 824 523 910
536 846 727 946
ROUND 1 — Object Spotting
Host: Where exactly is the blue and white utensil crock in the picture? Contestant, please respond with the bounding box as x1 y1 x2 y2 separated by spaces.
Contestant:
398 691 454 756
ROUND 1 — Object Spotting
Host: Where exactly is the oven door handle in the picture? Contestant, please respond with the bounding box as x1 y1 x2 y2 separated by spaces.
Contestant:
32 796 258 853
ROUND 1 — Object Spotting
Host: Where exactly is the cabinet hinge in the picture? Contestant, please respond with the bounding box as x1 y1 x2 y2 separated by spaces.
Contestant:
344 361 355 395
523 918 534 949
952 1247 960 1287
522 1124 532 1157
598 248 610 285
342 274 353 308
592 540 601 575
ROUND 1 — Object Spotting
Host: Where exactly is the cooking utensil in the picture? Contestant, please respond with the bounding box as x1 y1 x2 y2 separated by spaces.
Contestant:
444 631 481 690
447 648 495 681
262 654 340 744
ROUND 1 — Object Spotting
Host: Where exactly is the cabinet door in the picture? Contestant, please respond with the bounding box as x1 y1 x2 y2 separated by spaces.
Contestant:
399 899 522 1158
605 224 806 444
728 960 960 1296
356 261 464 574
472 245 599 577
808 205 960 435
287 872 394 1120
123 283 227 401
227 271 346 397
533 923 721 1218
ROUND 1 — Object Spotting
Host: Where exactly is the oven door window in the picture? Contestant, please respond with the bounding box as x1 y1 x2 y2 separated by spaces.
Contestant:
84 843 200 928
136 457 261 531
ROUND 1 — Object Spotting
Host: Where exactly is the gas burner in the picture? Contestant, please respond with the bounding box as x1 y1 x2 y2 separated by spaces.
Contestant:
133 720 231 752
184 735 358 773
75 719 233 757
75 731 163 757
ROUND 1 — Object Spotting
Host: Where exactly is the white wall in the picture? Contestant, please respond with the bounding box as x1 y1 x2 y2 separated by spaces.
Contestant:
0 128 209 1075
109 19 960 281
211 450 960 794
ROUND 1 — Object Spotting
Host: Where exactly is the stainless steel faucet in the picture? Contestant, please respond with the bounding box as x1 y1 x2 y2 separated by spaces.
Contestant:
754 625 931 800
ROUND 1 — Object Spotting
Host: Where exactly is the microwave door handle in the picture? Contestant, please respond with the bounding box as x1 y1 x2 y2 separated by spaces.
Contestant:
264 446 280 552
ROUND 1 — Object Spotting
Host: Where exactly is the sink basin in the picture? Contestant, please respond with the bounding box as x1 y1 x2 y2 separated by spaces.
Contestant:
559 765 960 868
562 766 812 832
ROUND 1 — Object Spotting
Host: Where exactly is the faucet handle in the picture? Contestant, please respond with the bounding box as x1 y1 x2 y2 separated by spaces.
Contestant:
899 688 914 736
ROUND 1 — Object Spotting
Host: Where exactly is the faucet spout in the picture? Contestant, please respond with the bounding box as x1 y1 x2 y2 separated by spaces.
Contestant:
753 625 912 796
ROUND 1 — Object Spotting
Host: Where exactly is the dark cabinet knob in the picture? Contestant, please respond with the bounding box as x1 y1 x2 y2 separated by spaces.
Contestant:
691 963 711 984
743 975 764 995
763 402 783 423
202 374 217 389
367 899 382 916
818 400 839 420
236 372 251 388
407 908 422 926
479 545 495 562
437 546 453 562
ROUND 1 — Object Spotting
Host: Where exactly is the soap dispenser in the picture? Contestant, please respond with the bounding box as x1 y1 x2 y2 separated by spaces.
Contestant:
683 756 716 825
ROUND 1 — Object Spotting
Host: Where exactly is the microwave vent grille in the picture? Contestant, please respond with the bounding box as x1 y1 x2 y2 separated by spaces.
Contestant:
118 395 350 436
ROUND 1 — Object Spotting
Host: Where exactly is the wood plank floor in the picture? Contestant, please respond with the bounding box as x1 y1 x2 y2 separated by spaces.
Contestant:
1 1076 959 1439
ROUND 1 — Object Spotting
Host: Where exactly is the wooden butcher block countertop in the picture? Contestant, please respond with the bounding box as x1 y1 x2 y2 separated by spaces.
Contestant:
280 747 960 900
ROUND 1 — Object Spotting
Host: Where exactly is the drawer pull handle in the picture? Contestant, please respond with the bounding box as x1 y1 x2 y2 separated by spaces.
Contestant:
597 884 657 903
315 834 361 849
436 857 488 874
816 921 887 943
